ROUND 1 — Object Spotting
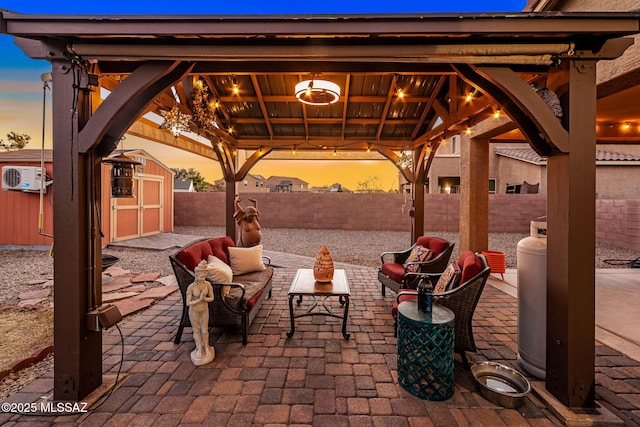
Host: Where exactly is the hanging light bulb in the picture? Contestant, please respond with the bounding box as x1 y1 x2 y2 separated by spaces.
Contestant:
367 143 371 153
292 145 297 155
231 75 239 95
465 125 472 135
333 149 337 157
493 108 501 119
465 92 474 103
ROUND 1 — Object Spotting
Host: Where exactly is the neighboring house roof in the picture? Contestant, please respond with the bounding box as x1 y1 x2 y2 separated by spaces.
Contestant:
266 175 309 186
495 147 640 166
0 149 53 162
174 178 194 191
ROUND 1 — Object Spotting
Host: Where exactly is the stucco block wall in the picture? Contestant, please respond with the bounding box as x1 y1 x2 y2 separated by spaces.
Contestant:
175 193 544 233
175 192 639 249
597 199 640 249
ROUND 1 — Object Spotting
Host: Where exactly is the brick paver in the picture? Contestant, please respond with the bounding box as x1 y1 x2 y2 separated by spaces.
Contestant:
2 253 640 426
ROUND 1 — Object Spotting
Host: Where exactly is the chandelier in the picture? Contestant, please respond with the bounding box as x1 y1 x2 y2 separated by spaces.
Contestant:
191 79 219 132
396 151 413 169
159 104 191 138
295 78 341 106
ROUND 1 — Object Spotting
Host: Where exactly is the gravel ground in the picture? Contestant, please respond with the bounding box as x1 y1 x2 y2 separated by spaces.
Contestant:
1 226 640 306
0 226 639 400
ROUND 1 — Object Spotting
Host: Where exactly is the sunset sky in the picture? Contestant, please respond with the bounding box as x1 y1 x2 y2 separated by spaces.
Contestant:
0 1 525 190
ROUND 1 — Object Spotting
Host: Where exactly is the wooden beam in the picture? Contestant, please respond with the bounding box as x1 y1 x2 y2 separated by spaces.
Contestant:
128 118 218 160
377 147 415 183
235 147 273 181
476 65 569 152
376 74 398 141
250 74 275 140
80 61 194 154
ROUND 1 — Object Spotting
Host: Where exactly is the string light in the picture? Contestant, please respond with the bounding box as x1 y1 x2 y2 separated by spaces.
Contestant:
493 108 501 119
333 149 337 156
292 145 296 155
367 143 371 153
465 92 474 103
191 79 218 132
231 76 239 95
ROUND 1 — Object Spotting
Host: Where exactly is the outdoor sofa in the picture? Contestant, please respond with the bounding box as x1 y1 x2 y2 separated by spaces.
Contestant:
169 236 273 345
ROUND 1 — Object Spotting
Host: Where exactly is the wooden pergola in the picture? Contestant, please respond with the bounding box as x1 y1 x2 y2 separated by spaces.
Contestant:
2 10 639 409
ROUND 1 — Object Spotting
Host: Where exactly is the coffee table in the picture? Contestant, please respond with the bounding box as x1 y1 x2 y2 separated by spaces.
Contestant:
287 268 350 339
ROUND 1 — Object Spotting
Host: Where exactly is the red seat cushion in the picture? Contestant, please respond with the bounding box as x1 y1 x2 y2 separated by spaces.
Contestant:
381 262 405 283
391 290 418 317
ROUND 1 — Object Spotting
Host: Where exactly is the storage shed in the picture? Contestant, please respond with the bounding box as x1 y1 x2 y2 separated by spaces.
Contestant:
0 148 174 247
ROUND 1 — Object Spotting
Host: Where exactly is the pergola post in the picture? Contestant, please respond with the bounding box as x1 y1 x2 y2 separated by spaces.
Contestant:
412 180 425 242
226 181 237 241
546 59 597 408
51 60 103 401
459 134 489 253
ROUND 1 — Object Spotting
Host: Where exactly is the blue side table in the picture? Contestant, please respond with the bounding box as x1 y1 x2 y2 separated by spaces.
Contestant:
397 301 455 400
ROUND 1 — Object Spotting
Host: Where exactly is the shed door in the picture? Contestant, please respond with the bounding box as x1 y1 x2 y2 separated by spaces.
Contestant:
110 175 164 242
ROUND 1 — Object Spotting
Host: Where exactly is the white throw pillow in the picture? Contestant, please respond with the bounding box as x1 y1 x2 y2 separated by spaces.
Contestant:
228 245 266 275
207 255 233 295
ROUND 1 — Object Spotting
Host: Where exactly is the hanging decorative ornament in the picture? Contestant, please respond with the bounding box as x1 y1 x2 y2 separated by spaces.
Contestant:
191 79 219 132
530 83 563 119
313 245 334 283
159 104 191 138
396 151 412 169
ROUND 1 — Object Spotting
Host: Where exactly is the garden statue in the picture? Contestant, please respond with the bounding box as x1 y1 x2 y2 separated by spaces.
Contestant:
186 260 215 366
234 195 262 247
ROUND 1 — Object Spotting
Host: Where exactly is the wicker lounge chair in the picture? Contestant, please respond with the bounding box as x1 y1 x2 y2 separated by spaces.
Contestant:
378 235 454 296
392 251 490 369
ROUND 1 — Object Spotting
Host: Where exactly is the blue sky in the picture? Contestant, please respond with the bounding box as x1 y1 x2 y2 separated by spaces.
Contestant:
0 0 526 188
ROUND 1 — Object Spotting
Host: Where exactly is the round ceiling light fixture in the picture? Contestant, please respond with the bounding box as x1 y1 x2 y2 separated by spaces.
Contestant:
295 79 341 105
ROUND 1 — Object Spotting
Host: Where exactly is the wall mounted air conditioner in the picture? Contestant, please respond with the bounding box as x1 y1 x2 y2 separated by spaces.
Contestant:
2 166 48 193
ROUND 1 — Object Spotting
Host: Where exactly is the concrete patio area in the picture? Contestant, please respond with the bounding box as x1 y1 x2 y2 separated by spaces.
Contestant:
1 250 640 426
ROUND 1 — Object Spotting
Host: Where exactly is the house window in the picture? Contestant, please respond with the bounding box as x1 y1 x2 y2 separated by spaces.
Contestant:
489 178 496 194
438 176 460 194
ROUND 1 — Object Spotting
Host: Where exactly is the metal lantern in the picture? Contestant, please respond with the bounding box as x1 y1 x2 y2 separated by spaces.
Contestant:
102 153 142 198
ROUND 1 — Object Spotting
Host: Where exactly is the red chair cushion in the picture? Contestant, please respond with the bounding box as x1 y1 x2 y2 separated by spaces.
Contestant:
381 262 405 283
391 290 418 317
416 236 449 257
457 250 483 285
